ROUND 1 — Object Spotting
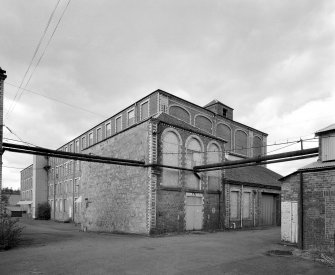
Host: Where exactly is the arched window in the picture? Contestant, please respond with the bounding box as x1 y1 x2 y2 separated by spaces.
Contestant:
217 124 231 151
207 143 221 191
235 130 248 156
169 106 191 124
185 137 203 190
161 130 181 187
195 115 212 134
253 136 262 157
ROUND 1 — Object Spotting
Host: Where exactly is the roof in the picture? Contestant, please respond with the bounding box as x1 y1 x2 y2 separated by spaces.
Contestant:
300 160 335 170
279 160 335 181
225 165 282 187
203 99 234 110
154 112 227 143
315 123 335 136
17 200 33 205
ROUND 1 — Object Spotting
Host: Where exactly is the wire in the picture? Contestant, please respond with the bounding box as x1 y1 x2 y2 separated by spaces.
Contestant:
23 0 72 89
5 82 106 117
267 142 298 154
160 136 317 155
2 166 26 170
3 125 39 147
5 0 62 118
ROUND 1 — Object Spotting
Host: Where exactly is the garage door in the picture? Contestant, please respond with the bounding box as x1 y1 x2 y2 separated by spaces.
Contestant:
262 194 276 226
185 194 203 230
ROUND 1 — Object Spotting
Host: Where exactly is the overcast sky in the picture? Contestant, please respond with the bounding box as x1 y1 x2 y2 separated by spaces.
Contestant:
1 0 335 189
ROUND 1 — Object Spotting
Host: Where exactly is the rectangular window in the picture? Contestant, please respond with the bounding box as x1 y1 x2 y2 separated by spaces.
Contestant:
127 109 135 126
88 132 93 146
140 101 149 120
69 179 73 193
242 192 251 219
75 140 79 152
230 191 239 219
115 116 122 133
97 127 102 142
81 136 86 150
106 122 111 137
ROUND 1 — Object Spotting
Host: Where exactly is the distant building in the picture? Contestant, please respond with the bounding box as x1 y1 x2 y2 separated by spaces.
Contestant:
3 193 21 217
281 124 335 251
20 90 281 234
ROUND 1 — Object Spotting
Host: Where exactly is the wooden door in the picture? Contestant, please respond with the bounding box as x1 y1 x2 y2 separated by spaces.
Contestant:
262 194 275 225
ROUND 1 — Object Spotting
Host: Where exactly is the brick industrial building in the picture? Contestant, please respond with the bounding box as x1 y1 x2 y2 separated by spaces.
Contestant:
281 124 335 251
19 90 281 234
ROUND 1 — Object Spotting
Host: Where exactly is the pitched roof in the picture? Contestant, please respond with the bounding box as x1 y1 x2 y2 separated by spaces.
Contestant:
300 160 335 170
225 165 282 187
315 123 335 135
204 99 233 110
279 160 335 181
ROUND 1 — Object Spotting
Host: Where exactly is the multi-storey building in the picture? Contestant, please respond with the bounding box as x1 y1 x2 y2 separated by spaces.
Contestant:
18 165 33 217
21 90 281 233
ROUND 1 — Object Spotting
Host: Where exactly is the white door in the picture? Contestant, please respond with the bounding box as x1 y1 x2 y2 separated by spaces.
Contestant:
281 201 298 243
185 195 203 230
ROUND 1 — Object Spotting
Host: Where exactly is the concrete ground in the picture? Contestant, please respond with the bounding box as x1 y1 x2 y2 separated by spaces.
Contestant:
0 219 333 275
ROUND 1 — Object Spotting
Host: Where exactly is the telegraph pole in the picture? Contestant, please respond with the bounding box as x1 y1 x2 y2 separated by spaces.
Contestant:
0 67 7 199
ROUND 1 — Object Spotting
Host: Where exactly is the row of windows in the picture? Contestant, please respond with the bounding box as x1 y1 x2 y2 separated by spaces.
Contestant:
49 178 80 196
50 198 81 213
161 130 222 190
58 99 150 153
21 178 32 191
168 104 264 156
22 190 32 200
50 161 81 180
21 167 33 178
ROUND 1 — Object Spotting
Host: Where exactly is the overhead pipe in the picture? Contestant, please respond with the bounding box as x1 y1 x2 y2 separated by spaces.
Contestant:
3 147 145 167
202 153 319 172
3 142 144 165
194 147 319 171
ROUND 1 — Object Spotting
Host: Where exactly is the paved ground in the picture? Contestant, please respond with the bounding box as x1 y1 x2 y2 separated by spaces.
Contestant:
0 219 333 275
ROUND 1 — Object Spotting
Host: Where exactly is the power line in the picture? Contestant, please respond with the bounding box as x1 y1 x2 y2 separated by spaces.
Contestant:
6 0 62 118
23 0 72 89
3 125 38 147
160 137 317 155
5 82 106 117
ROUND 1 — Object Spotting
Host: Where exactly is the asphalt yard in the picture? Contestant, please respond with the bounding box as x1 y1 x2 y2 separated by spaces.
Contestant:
0 219 332 275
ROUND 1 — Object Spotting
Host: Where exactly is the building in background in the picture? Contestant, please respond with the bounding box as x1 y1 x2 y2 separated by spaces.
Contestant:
281 124 335 251
20 90 281 234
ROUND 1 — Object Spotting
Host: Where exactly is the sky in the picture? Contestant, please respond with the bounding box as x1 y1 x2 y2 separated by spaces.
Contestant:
1 0 335 189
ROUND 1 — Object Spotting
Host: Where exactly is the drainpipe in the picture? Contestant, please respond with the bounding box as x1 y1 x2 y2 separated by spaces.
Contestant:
53 167 56 220
299 172 304 249
241 185 243 228
253 190 256 227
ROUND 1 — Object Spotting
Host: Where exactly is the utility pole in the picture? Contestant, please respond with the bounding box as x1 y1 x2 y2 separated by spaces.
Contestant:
0 67 7 200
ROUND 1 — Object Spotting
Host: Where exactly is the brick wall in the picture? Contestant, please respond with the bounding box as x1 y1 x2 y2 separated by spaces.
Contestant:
282 169 335 251
303 170 335 251
79 122 150 234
